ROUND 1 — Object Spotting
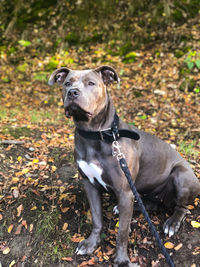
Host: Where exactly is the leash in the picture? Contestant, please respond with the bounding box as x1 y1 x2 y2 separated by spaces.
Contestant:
76 113 175 266
112 140 175 267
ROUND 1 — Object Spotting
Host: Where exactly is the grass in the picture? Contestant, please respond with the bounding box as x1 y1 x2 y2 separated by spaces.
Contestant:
1 125 32 138
0 107 7 120
179 140 199 159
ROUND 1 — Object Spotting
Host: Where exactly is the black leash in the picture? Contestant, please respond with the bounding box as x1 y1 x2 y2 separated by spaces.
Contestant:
118 156 175 267
76 113 175 267
112 139 175 267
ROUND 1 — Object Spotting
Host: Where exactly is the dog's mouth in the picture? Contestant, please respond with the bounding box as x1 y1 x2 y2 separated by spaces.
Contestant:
65 103 92 121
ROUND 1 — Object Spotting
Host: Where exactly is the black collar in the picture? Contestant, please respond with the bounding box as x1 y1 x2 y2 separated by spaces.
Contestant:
76 113 140 143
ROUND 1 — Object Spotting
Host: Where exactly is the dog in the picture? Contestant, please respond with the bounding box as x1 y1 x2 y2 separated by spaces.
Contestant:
48 65 200 266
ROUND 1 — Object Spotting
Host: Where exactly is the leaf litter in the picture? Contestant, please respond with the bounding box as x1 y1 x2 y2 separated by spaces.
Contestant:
0 29 200 267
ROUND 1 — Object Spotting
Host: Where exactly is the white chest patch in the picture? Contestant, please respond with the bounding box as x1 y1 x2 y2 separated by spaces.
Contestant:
77 160 108 190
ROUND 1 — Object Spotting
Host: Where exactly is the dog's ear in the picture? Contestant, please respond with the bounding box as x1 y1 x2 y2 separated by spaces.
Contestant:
48 67 71 86
95 65 120 85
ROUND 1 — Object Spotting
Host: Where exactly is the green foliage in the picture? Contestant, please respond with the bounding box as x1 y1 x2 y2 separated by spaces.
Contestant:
45 57 59 71
184 51 200 71
1 0 200 51
194 87 200 94
179 50 200 92
65 32 79 46
17 63 28 72
123 51 137 63
18 40 32 47
33 72 48 82
139 115 147 120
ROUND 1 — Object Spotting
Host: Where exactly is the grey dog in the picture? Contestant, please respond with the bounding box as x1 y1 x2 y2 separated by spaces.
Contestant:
49 65 200 266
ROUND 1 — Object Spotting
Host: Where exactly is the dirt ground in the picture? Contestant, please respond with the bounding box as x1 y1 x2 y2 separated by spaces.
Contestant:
0 141 199 267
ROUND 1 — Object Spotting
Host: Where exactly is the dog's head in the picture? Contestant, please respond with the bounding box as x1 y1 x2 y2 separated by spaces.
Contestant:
48 66 119 121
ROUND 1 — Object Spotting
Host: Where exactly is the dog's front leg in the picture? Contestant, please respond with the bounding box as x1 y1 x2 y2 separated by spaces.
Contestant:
76 178 102 255
114 190 134 267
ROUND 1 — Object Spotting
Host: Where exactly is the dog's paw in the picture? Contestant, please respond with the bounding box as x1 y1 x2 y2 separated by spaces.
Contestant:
114 259 139 267
114 253 139 267
163 208 190 237
75 238 98 255
163 217 181 237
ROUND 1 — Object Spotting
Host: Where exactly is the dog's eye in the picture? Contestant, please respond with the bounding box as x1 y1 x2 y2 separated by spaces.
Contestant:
65 81 71 87
88 81 95 86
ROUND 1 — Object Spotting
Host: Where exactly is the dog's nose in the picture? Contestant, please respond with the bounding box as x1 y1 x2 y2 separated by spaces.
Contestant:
67 88 80 100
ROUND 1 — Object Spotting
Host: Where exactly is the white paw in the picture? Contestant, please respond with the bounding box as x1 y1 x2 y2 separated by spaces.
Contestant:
113 205 119 215
75 246 86 255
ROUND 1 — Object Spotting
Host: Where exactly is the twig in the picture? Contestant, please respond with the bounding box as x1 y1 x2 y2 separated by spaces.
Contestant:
0 140 25 145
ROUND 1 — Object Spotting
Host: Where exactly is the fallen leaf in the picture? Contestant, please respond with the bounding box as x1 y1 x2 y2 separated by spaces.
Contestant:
61 257 73 261
115 220 119 228
29 223 34 232
174 243 183 251
22 220 27 229
21 255 27 262
191 221 200 228
9 260 16 267
106 247 115 256
51 165 57 172
13 188 19 198
3 247 10 254
164 242 174 249
31 206 37 211
79 261 88 266
62 222 68 231
8 224 14 233
87 257 96 265
12 177 19 183
17 204 24 217
15 224 22 235
71 234 84 243
22 168 30 174
60 186 65 193
61 207 69 213
103 254 109 260
0 213 3 220
31 189 40 196
32 158 39 164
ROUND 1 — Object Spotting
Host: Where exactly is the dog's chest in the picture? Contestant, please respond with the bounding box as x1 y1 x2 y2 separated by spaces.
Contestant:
77 160 108 190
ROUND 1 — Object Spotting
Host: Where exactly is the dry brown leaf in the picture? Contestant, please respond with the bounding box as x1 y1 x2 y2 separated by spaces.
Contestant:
22 220 27 229
61 207 69 213
174 243 183 251
62 257 73 261
29 223 34 232
62 222 68 231
3 247 10 254
15 224 22 235
17 204 24 217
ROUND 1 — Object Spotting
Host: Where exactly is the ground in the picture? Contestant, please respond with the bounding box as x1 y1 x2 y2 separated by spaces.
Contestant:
0 41 200 267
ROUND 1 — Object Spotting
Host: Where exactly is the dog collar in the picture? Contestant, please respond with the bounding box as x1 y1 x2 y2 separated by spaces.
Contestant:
76 113 140 143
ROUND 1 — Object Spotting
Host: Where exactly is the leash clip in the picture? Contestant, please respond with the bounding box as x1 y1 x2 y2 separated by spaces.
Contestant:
112 140 125 161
